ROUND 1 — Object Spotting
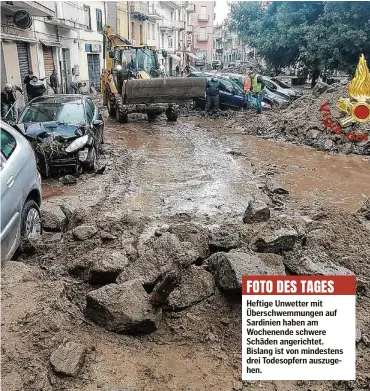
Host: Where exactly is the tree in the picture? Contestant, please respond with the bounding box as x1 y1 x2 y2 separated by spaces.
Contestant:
229 1 370 80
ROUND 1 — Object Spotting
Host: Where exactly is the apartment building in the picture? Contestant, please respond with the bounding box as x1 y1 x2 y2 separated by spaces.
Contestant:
213 21 254 67
1 1 105 105
189 1 215 64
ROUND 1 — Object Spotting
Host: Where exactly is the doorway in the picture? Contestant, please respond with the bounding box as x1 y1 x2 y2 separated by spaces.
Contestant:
87 54 101 91
61 49 71 93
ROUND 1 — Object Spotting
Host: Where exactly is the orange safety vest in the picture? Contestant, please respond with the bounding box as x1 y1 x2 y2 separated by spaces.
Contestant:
244 76 251 92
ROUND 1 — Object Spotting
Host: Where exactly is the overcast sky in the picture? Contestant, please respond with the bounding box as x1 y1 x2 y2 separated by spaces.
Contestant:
214 0 230 25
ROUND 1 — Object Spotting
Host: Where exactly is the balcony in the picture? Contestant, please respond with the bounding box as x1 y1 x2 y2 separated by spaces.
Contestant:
174 20 185 30
44 2 86 30
198 14 209 22
148 8 164 21
1 1 56 17
197 35 209 42
186 25 193 33
160 1 180 10
129 2 149 14
186 3 195 13
159 19 175 30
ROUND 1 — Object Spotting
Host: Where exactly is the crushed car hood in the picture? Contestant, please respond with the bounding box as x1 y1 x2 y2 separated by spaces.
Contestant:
22 121 84 142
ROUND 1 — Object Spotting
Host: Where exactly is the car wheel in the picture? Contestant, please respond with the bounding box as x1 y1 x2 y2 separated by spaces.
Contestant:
21 200 42 241
84 147 97 172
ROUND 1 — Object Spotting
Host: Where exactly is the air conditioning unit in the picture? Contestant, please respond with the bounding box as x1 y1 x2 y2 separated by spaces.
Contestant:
91 44 100 52
186 34 192 45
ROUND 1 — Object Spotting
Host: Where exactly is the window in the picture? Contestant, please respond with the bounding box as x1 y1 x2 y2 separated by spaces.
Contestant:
86 100 94 123
200 27 206 40
1 129 16 159
168 36 173 48
140 24 143 45
84 5 91 30
131 22 135 40
152 24 155 40
200 6 207 16
96 9 103 33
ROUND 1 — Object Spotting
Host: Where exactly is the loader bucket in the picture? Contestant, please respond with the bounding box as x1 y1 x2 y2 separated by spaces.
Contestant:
124 77 207 105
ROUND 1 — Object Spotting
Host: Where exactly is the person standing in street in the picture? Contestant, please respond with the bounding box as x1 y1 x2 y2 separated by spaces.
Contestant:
1 83 23 121
252 73 265 114
175 63 180 77
50 68 58 94
243 71 252 108
205 73 221 117
23 69 34 101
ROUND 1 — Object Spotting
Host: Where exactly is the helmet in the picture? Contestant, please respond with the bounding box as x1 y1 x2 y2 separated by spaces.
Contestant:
5 83 12 90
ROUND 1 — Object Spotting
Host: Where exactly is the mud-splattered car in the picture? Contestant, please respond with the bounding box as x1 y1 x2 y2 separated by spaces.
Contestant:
16 95 104 177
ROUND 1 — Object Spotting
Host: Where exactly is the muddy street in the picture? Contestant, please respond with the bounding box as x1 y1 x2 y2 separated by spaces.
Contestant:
2 109 370 391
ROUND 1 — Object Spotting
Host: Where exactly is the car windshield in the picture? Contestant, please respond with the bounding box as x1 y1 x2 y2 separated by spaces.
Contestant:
19 101 86 124
121 48 156 73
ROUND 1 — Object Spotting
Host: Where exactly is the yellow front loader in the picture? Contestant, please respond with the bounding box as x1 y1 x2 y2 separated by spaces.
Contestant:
101 25 207 123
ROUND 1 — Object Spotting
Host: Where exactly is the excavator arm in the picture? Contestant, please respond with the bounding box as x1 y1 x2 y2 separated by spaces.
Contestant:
103 24 132 48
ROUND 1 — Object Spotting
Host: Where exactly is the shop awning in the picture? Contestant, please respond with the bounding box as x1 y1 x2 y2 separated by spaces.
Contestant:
0 33 38 44
169 53 181 61
40 39 62 47
187 52 200 60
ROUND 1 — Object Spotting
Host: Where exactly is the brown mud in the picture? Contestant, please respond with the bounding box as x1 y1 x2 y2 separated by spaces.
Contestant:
1 106 370 391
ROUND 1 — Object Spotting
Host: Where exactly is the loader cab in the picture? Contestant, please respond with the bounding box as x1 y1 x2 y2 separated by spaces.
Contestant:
112 46 159 83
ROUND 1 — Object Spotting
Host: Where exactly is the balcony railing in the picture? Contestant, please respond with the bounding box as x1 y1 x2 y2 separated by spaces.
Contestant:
186 3 195 13
174 20 185 30
159 20 175 30
198 14 209 21
197 35 209 42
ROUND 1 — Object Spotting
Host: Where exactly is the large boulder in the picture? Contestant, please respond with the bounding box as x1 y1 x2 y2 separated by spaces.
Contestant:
284 252 355 276
72 225 98 241
116 232 198 286
165 266 215 311
50 342 87 377
41 211 62 232
85 279 161 334
206 251 285 293
89 251 129 284
209 223 241 251
169 222 210 259
243 200 270 224
252 228 299 253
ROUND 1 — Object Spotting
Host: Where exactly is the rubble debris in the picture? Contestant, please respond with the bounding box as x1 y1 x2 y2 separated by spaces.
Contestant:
89 251 129 284
165 266 215 311
100 230 118 240
169 222 210 259
94 164 106 175
356 328 362 343
265 178 289 195
60 175 77 185
60 205 86 232
85 279 161 334
206 251 285 293
312 81 330 97
50 342 87 377
283 252 355 276
209 224 241 252
252 228 299 253
72 225 98 241
41 211 62 232
357 197 370 220
243 200 270 224
116 232 198 286
150 270 180 306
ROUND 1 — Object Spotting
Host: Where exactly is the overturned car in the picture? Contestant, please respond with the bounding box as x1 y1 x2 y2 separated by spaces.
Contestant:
16 95 104 177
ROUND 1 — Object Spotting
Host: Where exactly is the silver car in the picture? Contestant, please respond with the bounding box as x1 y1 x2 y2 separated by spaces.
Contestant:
1 120 42 262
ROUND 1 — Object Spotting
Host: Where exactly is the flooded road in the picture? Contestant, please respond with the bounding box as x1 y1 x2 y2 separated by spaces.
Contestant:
42 115 370 216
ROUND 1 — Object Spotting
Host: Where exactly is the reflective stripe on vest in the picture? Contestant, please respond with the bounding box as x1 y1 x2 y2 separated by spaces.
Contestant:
244 76 251 91
253 74 262 93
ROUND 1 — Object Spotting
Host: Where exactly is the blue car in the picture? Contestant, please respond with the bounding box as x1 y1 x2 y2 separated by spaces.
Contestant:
187 72 271 110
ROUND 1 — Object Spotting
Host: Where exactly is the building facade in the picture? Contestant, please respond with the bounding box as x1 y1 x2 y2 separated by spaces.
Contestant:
1 1 105 107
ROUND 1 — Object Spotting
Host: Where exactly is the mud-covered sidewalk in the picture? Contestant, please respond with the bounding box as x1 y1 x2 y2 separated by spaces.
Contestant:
2 107 370 391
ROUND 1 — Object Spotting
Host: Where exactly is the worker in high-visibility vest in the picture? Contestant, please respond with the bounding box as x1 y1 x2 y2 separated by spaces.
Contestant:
252 73 266 114
243 72 252 108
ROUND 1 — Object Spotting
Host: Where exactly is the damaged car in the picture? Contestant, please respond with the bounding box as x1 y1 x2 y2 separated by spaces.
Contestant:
16 95 104 177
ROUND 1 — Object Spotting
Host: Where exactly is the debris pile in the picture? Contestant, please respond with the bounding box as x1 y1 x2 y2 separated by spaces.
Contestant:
238 82 370 155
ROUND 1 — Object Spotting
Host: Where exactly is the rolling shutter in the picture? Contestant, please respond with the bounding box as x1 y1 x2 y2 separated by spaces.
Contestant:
17 42 30 103
43 46 54 77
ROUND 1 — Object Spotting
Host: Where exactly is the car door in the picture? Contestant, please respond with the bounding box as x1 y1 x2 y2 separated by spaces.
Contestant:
0 128 21 260
220 79 245 109
87 98 103 146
